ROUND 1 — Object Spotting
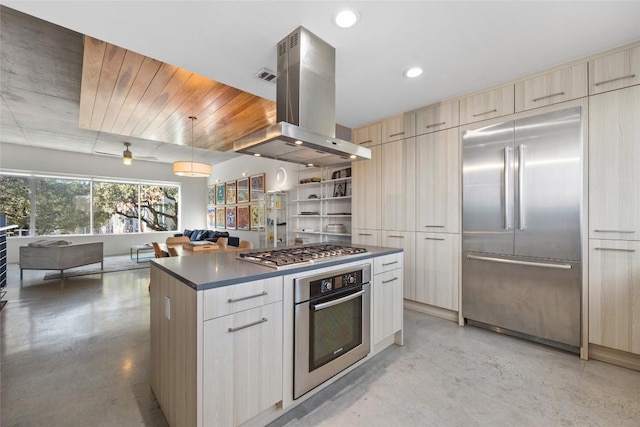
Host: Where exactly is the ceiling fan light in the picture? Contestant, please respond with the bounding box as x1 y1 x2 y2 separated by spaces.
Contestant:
123 142 132 165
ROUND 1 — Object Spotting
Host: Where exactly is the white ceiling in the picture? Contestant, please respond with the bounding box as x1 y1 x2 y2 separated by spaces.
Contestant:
2 1 640 165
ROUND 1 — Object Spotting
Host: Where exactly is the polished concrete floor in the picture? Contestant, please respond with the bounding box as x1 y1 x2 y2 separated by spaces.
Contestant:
2 262 640 426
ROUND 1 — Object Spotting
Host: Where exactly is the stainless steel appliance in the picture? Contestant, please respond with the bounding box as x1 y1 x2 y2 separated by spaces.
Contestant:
237 243 368 269
234 26 371 166
294 264 371 398
462 107 583 353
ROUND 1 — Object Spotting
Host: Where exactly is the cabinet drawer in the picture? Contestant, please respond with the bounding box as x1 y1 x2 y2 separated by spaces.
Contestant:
353 122 382 147
460 85 514 125
203 276 283 320
374 252 403 274
352 229 380 246
415 100 459 135
589 45 640 95
515 63 587 112
381 113 415 143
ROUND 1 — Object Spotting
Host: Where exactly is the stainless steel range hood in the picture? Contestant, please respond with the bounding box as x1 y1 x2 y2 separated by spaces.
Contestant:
234 26 371 166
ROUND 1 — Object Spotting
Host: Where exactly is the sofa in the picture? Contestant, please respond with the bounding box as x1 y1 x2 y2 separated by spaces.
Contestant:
19 241 103 279
175 229 240 247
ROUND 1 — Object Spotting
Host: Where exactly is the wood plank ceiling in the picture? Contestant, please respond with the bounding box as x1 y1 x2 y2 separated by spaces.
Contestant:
79 36 276 152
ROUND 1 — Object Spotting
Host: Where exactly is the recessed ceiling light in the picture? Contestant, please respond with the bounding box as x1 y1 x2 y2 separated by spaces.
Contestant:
254 153 261 157
334 10 359 28
404 67 423 78
294 140 303 145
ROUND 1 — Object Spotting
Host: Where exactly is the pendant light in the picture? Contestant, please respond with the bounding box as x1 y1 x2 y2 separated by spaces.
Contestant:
123 142 132 165
173 116 211 177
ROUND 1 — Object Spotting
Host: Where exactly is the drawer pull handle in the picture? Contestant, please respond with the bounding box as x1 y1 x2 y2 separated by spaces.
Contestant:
425 237 445 241
595 247 636 253
382 261 399 266
358 233 372 236
387 235 405 238
360 139 373 144
382 277 399 284
426 121 446 129
228 317 267 333
594 74 636 86
389 131 405 137
594 229 635 233
425 225 445 228
533 92 565 102
228 291 267 303
472 109 497 117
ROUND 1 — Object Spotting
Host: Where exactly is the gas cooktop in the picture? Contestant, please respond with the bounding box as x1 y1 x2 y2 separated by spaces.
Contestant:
237 244 368 269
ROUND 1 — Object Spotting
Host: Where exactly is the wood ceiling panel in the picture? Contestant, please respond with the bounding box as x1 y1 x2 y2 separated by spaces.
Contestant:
79 35 275 153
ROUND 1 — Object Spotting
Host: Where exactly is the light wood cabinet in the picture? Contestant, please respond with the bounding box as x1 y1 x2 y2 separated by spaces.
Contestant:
415 100 459 135
372 266 403 348
352 144 381 230
203 276 283 320
588 240 640 355
589 45 640 95
380 231 415 301
381 113 416 143
352 121 382 147
515 63 588 112
460 84 514 125
414 232 459 311
589 85 640 240
352 229 380 246
415 128 459 234
203 301 283 426
381 138 416 231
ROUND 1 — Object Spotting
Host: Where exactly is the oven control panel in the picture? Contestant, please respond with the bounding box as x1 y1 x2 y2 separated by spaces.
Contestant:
294 264 372 303
311 270 363 297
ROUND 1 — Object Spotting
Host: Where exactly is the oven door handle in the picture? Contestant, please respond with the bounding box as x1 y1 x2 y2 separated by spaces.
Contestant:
311 289 366 311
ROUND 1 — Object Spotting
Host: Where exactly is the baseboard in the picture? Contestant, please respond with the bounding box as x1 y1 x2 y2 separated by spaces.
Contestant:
404 300 458 323
588 343 640 372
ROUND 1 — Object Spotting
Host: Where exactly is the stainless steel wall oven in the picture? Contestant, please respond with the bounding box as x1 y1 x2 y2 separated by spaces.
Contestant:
294 264 371 399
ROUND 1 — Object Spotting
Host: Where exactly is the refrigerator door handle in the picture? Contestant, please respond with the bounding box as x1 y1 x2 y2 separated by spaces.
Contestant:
504 147 511 230
518 144 526 230
466 254 572 270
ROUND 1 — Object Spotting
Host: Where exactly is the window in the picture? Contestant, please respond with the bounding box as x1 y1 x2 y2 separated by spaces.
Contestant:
0 173 179 236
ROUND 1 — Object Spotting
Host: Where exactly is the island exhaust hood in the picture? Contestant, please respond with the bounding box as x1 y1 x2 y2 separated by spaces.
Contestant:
234 26 371 166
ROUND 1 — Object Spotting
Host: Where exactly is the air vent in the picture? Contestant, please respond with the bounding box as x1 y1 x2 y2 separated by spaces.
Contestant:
255 68 277 83
290 31 299 49
278 41 287 57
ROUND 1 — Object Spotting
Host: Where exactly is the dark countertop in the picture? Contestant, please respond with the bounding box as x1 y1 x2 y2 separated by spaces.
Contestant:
151 244 403 291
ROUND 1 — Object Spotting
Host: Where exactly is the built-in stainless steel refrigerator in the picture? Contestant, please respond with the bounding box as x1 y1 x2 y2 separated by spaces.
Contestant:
462 107 582 353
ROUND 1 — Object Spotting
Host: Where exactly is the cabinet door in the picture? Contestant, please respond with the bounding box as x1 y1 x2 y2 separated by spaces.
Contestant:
352 229 380 246
380 232 414 301
515 63 587 112
381 138 416 231
352 144 381 230
414 232 459 311
416 128 459 233
353 122 382 147
372 269 403 347
381 113 416 143
460 85 514 125
203 301 283 426
589 86 640 240
415 100 459 135
203 276 283 320
589 240 640 355
589 45 640 95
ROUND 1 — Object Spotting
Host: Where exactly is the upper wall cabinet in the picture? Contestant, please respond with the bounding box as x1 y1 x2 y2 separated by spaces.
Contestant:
381 113 416 144
460 85 514 125
515 63 588 112
415 100 459 135
589 45 640 95
353 122 382 147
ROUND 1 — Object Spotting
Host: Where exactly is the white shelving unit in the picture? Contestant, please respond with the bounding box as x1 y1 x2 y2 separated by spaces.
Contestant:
291 164 352 244
260 191 288 248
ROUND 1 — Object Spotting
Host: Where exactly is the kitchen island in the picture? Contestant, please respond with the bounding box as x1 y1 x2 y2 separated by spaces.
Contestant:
150 244 404 427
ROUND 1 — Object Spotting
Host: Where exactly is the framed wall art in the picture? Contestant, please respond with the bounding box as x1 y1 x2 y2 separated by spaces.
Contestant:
250 204 264 231
237 205 250 230
236 177 249 203
216 183 225 205
216 207 226 229
250 173 265 202
207 207 216 228
207 185 216 205
225 206 236 229
226 181 237 204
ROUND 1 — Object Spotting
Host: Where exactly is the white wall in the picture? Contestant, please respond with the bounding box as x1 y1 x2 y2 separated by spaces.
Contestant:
206 155 300 248
1 143 207 262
